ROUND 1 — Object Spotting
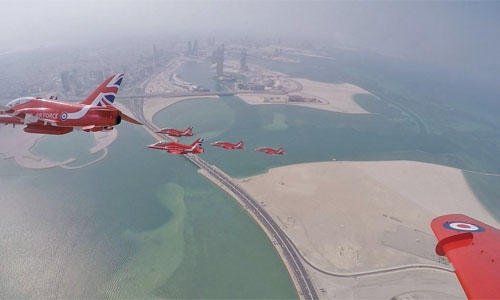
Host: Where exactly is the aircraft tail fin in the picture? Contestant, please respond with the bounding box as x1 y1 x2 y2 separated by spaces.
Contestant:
185 126 193 134
81 74 124 106
190 138 204 149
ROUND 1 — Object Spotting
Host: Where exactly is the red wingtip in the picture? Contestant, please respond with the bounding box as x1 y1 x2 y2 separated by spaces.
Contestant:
431 214 500 299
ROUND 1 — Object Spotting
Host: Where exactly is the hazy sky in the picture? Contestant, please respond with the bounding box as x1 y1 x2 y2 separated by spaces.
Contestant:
1 0 500 75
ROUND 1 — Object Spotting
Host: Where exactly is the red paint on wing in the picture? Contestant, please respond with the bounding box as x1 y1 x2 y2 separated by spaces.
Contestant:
431 214 500 299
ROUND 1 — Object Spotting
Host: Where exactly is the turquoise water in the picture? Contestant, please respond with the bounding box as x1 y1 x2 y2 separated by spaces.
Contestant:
0 119 296 299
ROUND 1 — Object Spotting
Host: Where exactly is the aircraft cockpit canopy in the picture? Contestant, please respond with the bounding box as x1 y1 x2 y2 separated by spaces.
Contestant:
7 97 36 108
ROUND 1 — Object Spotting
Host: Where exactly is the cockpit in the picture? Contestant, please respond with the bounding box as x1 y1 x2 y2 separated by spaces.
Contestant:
6 97 36 108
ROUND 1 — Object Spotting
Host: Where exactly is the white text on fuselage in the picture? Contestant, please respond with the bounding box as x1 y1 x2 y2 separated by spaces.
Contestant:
35 112 58 119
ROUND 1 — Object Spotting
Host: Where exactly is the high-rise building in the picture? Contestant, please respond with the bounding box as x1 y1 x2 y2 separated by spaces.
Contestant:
61 71 71 93
240 50 248 71
187 41 192 56
216 44 224 77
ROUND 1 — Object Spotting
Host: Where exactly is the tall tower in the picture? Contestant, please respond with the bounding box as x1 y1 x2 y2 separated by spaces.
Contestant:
216 44 224 78
240 50 248 71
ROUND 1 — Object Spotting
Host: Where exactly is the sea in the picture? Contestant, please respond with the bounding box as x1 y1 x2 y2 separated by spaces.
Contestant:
1 48 500 299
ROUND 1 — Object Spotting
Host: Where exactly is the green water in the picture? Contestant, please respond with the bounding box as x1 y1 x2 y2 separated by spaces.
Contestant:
0 120 297 299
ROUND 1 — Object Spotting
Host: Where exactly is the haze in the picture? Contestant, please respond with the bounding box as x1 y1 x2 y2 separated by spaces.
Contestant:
1 0 500 82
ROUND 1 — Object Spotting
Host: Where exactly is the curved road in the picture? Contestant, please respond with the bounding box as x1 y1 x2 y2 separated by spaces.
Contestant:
128 97 319 300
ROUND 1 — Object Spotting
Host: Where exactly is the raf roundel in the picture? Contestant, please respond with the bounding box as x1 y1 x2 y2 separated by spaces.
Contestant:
444 221 485 233
60 112 68 121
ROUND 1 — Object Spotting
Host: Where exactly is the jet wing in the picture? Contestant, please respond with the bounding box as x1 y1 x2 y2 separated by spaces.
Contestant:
431 214 500 299
0 114 23 125
120 111 142 125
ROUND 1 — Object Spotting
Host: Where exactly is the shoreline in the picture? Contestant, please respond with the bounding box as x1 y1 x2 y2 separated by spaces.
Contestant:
235 160 497 298
0 125 116 169
140 95 478 299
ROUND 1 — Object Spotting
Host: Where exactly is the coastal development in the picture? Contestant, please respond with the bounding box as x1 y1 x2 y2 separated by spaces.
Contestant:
2 40 499 299
131 54 486 299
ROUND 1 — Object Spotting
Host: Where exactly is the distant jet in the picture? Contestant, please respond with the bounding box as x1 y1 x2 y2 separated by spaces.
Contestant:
255 147 285 155
0 74 142 135
148 138 204 155
156 126 193 137
211 140 244 150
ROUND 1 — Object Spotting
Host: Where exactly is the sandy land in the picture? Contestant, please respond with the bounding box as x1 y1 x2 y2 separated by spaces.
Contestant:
236 160 497 299
0 125 116 169
238 160 498 274
237 78 373 114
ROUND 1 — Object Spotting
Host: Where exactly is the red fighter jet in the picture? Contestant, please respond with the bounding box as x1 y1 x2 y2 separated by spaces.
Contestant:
156 126 193 137
255 147 285 155
148 138 204 155
0 74 141 135
211 140 244 150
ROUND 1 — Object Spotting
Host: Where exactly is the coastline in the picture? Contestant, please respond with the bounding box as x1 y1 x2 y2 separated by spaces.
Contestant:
0 125 116 169
235 160 494 298
236 78 373 114
138 70 484 298
139 93 476 299
237 160 498 273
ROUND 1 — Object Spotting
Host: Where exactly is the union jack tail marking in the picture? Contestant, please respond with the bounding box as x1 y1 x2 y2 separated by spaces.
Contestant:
80 74 124 106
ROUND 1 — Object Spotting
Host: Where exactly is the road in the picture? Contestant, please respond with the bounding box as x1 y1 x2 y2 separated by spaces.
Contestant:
128 97 319 300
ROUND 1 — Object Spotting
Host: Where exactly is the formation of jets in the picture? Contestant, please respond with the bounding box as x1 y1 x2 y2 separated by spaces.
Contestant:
150 126 284 156
0 73 286 156
0 74 141 135
6 74 498 297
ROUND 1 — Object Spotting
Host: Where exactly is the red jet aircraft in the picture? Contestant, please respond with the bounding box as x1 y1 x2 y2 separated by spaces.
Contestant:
148 138 204 155
156 126 193 137
431 214 500 299
211 140 244 150
255 147 285 155
0 74 141 135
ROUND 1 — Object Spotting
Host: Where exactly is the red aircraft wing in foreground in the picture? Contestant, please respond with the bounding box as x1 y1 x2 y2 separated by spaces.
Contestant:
0 74 141 135
211 140 244 150
156 126 193 137
255 146 285 155
431 214 500 299
148 137 204 154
